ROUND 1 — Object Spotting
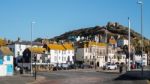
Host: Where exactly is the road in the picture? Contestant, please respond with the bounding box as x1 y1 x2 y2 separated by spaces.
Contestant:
36 69 147 84
0 69 148 84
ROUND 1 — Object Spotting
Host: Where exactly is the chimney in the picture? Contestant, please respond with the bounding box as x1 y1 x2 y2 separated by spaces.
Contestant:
17 37 21 42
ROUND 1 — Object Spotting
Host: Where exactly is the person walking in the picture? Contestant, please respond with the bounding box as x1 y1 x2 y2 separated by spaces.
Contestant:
119 63 123 73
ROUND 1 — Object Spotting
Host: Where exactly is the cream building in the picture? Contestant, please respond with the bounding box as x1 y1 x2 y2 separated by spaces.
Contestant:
76 41 117 67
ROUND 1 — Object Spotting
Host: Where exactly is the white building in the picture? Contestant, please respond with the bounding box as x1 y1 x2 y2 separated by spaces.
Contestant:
134 53 148 66
8 41 43 62
45 43 74 66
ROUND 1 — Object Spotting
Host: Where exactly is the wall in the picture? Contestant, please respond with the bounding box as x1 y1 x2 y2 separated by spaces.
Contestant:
76 48 84 61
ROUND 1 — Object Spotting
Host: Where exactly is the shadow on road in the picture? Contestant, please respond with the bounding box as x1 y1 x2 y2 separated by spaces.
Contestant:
115 71 150 80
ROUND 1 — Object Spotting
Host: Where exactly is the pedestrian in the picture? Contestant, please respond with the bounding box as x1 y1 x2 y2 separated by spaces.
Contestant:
119 63 123 73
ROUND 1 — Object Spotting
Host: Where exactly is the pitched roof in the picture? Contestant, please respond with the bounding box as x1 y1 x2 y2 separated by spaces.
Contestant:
47 44 65 50
0 46 13 56
11 41 43 46
88 42 106 47
63 43 74 50
28 47 45 54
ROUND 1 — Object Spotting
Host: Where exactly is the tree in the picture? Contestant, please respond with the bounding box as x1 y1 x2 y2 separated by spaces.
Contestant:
34 38 43 42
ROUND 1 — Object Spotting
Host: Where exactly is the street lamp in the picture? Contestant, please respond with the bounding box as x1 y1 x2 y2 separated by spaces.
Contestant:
31 21 35 75
106 27 108 63
34 54 37 80
137 0 143 77
128 17 131 71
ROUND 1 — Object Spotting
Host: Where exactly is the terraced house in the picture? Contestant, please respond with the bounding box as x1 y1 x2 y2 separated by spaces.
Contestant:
8 40 43 64
44 42 74 66
22 47 46 71
76 41 117 68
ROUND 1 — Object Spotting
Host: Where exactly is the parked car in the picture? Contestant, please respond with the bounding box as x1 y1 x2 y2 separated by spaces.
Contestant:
61 63 69 70
131 64 136 69
104 63 117 70
52 63 62 71
68 64 76 69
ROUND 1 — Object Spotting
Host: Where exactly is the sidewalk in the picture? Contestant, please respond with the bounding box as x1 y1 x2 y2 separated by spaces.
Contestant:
0 73 46 84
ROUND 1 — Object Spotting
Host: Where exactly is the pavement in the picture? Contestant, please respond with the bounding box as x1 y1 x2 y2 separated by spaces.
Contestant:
0 73 46 84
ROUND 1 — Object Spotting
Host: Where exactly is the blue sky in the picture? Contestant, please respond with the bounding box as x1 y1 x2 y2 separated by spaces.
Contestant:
0 0 150 41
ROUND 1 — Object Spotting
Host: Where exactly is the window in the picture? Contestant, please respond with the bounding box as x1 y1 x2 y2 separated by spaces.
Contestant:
17 51 20 56
93 56 95 59
7 56 10 61
100 50 102 55
54 56 57 61
62 57 63 61
85 56 88 59
90 47 92 53
86 48 88 52
64 57 66 61
10 48 12 51
59 56 61 60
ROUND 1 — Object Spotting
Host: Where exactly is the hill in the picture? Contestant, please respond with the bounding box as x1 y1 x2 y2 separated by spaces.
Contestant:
34 22 150 52
51 22 147 41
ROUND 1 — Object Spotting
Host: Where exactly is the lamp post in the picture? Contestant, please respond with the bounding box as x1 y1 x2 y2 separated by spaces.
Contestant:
137 0 143 77
31 21 35 75
34 54 37 80
128 17 131 71
106 27 108 63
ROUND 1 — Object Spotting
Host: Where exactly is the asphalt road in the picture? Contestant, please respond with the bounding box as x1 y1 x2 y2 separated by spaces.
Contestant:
36 69 147 84
0 69 148 84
